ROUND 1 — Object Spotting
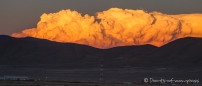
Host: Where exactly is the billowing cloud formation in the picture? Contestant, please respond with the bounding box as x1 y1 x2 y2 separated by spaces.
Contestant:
12 8 202 48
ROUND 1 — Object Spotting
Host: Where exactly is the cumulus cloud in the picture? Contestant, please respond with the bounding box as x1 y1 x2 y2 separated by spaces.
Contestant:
12 8 202 48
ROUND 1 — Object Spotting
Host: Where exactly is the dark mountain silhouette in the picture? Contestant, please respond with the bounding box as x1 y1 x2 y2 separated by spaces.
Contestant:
0 35 13 41
132 37 202 67
0 35 101 67
0 35 202 68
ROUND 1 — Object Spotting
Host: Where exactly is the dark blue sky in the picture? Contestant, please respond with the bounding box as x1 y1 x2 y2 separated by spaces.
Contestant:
1 0 202 35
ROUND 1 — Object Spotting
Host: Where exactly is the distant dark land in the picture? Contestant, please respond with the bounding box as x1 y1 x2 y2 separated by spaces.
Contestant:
0 35 202 68
0 35 201 83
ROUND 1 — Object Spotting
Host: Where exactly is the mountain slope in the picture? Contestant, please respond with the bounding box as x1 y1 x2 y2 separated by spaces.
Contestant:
141 37 202 67
0 35 101 65
0 35 202 68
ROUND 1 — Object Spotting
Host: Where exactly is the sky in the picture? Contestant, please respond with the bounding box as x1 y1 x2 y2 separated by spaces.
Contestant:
1 0 202 35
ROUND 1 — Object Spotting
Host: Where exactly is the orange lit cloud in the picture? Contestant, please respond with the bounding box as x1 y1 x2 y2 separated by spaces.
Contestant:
12 8 202 48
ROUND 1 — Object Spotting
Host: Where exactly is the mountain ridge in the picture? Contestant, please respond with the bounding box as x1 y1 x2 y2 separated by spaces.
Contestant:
0 35 202 68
